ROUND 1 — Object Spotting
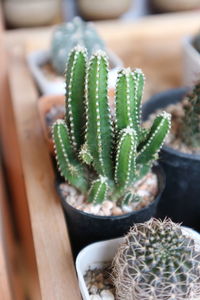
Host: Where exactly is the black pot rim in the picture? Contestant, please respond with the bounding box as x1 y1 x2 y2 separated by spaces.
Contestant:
56 163 165 220
145 88 200 162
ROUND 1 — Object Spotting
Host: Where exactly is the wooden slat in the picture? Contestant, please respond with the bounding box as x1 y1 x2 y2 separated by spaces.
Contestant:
7 45 81 300
0 162 28 300
0 166 13 300
0 3 41 298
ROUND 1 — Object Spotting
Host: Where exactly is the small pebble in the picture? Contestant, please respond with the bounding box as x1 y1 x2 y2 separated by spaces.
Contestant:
100 290 115 300
83 206 92 214
149 184 158 196
112 207 123 216
98 210 106 216
122 205 132 213
146 176 156 185
91 204 101 215
136 190 150 197
102 201 113 210
89 285 98 294
101 206 111 216
90 295 102 300
95 273 104 282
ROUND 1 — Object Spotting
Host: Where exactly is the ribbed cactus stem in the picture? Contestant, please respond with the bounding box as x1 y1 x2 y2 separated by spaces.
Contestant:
114 127 137 193
88 176 108 204
52 120 88 193
115 68 134 132
137 111 171 164
65 45 87 151
86 50 113 179
132 68 145 133
115 68 144 134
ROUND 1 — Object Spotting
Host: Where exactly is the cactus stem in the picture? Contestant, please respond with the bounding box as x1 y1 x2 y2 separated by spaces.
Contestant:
132 68 145 129
65 46 87 151
85 50 113 179
138 111 171 162
53 120 72 174
114 126 137 190
88 176 108 204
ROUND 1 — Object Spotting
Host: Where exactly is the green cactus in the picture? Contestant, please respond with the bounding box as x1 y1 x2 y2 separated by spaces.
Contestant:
50 16 106 75
181 82 200 148
112 218 200 300
52 46 171 205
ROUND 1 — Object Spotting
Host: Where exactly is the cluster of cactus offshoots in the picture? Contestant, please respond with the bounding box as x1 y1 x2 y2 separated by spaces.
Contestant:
52 45 171 205
50 16 106 75
112 218 200 300
181 82 200 148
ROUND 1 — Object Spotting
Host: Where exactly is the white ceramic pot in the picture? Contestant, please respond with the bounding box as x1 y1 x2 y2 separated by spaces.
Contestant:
78 0 132 20
151 0 200 12
3 0 59 27
76 227 200 300
27 49 123 95
182 36 200 87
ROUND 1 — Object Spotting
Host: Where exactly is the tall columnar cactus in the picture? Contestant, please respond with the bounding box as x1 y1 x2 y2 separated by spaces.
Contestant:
50 16 106 74
52 46 171 205
112 218 200 300
181 82 200 148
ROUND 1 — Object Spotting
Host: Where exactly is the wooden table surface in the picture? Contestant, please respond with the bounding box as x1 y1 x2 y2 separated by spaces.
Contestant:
2 11 200 300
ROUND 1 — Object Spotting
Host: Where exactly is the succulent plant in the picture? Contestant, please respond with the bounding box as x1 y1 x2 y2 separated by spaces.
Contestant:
52 46 171 205
50 16 106 75
193 31 200 53
112 218 200 300
181 82 200 148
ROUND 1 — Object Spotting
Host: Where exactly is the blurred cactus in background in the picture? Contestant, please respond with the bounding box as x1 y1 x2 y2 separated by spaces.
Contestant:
50 16 106 74
181 82 200 148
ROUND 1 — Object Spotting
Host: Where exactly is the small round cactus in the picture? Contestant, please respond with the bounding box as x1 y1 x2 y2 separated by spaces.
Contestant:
50 16 106 74
112 218 200 300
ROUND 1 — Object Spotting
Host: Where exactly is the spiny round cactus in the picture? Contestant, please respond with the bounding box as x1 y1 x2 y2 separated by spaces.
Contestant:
50 16 106 74
181 82 200 148
52 45 171 205
112 218 200 300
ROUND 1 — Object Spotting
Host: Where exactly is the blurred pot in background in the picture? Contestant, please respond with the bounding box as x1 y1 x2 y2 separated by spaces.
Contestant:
77 0 132 20
151 0 200 12
3 0 60 27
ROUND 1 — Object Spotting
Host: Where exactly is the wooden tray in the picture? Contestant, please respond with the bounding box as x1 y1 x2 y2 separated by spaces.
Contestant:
2 11 200 300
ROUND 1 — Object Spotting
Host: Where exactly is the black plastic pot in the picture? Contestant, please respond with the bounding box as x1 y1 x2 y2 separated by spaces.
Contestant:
56 165 165 256
143 88 200 231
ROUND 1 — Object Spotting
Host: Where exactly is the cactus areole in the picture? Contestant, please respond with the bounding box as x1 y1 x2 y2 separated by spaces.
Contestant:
112 218 200 300
52 45 171 208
